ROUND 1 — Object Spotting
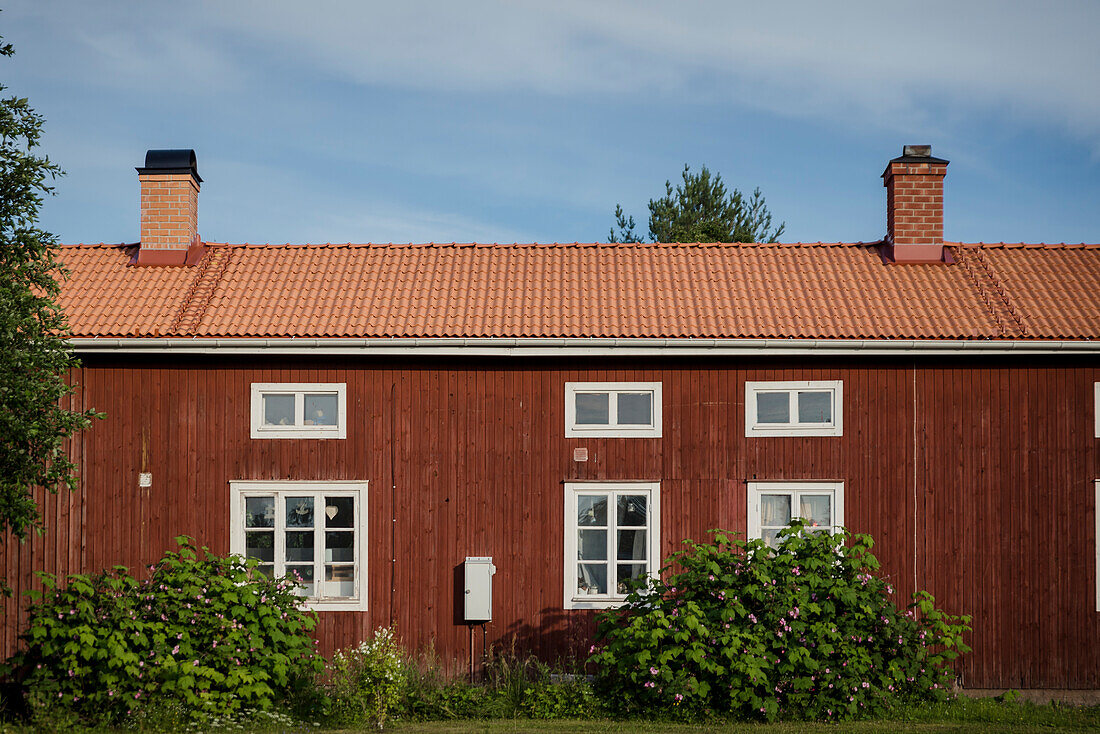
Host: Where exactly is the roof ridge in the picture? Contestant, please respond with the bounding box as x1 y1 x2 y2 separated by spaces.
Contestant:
949 241 1100 249
196 240 883 249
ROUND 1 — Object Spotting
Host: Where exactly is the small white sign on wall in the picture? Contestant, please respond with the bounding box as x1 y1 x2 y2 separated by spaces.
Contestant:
138 472 153 488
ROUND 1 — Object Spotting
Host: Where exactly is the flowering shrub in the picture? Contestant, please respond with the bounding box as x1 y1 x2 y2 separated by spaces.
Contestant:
589 524 971 721
1 537 322 726
327 627 406 728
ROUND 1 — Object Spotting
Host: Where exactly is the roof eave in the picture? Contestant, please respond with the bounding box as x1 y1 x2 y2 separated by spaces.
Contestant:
67 336 1100 357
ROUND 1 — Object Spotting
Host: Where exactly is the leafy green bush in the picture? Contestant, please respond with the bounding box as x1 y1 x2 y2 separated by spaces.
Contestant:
519 676 603 719
589 524 971 721
327 627 407 728
393 643 603 722
1 537 322 726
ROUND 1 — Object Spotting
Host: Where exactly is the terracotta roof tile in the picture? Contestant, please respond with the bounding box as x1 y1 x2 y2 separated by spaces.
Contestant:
54 241 1100 340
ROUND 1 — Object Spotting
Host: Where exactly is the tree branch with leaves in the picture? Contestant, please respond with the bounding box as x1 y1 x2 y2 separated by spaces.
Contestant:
0 36 100 554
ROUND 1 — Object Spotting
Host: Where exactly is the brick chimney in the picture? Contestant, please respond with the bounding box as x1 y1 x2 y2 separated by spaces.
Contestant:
134 149 204 266
882 145 950 264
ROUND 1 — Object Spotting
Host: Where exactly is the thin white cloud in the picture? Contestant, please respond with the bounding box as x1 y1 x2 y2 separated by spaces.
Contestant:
11 1 1100 147
198 158 532 245
201 1 1100 146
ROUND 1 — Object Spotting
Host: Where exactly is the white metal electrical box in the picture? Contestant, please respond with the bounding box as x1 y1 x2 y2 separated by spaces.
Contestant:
463 556 497 622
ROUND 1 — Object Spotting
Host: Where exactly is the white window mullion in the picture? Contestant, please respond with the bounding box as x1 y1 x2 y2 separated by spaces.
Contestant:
315 501 325 601
274 496 285 580
607 491 617 595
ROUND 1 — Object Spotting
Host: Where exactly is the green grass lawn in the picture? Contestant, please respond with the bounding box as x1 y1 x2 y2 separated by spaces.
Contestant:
378 699 1100 734
4 697 1099 733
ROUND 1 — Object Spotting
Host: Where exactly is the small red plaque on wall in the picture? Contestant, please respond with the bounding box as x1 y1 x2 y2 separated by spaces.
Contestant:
573 448 588 462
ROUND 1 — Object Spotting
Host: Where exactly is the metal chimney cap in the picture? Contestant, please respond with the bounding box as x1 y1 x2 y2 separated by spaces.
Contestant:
136 149 202 183
903 145 933 158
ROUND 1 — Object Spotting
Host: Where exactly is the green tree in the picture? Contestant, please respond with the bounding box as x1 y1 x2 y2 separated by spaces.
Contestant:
0 37 98 548
609 164 785 244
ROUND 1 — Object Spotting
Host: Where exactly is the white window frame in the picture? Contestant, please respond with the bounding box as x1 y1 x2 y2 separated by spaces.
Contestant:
250 383 347 439
745 380 843 437
230 480 367 611
563 481 661 610
1094 383 1100 438
565 382 663 438
747 481 845 544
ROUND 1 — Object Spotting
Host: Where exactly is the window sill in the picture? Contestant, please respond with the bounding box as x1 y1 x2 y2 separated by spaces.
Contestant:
564 597 629 611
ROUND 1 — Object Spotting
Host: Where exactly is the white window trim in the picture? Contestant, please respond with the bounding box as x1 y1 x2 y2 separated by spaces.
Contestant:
229 480 368 611
563 481 661 610
747 481 845 542
250 383 347 439
745 380 843 437
565 382 663 438
1094 383 1099 438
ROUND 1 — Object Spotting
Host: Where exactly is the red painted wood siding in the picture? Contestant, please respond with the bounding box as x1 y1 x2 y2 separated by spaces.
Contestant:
2 356 1098 688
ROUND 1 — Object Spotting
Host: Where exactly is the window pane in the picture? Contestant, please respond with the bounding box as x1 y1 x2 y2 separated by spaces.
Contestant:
616 563 646 594
578 529 608 560
245 531 274 562
799 495 832 528
617 529 646 560
324 565 356 598
245 497 275 528
325 531 355 562
254 564 274 579
285 530 315 562
761 529 781 549
617 393 652 425
798 391 832 424
304 393 338 426
757 392 790 424
324 496 354 528
263 394 296 426
760 494 791 526
617 495 647 526
575 393 610 425
286 497 314 528
286 564 315 597
577 495 607 526
577 563 608 594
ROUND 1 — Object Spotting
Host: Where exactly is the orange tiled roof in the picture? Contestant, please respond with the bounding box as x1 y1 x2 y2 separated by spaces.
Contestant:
54 241 1100 340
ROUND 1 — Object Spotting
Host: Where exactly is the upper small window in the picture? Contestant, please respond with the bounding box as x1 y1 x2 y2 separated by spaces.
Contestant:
250 383 346 439
745 380 843 437
565 382 662 438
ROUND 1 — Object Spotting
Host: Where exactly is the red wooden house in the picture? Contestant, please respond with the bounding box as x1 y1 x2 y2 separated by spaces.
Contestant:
3 146 1100 692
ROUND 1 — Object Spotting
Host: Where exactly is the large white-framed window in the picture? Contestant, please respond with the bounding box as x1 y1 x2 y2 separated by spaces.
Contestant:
745 380 843 437
250 383 346 439
747 481 844 549
565 382 662 438
230 481 367 611
564 482 660 610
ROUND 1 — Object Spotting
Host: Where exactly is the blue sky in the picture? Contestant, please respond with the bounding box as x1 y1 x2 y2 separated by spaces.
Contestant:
4 1 1099 246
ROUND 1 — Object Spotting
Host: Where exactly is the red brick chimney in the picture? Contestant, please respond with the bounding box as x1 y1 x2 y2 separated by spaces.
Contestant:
134 149 204 266
882 145 950 264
